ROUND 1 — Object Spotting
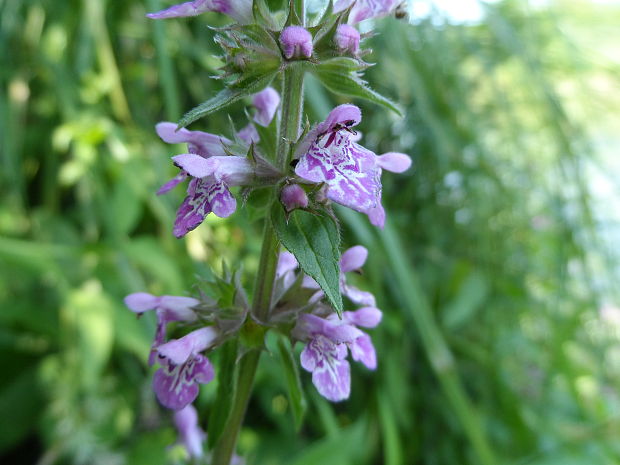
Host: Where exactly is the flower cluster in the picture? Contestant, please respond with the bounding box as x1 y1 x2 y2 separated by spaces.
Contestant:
125 293 219 410
285 246 382 401
155 87 281 237
127 0 410 459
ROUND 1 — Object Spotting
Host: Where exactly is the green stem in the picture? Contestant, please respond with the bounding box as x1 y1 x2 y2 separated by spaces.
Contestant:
210 65 305 465
277 64 305 169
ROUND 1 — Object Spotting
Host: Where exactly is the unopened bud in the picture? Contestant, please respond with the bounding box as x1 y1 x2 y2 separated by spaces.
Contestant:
334 24 360 54
279 26 313 59
280 184 309 212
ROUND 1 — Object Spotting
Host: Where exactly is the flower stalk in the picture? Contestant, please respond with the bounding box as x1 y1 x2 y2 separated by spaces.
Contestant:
128 0 419 461
210 58 307 465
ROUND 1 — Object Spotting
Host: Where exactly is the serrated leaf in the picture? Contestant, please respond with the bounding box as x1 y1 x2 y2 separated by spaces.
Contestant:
208 339 238 448
271 205 343 315
311 59 402 115
277 335 307 430
177 72 277 128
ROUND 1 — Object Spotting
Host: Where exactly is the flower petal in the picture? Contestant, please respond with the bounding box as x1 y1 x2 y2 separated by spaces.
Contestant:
340 245 368 272
344 307 382 328
153 354 214 410
276 251 298 278
323 321 364 344
172 154 215 178
325 142 381 216
147 0 211 19
237 124 260 145
312 353 351 402
321 104 361 133
343 283 377 307
173 179 212 238
252 87 280 127
208 180 237 218
377 152 412 173
190 353 216 384
349 333 377 369
174 405 205 458
209 156 254 186
159 296 200 322
295 146 334 183
367 203 386 228
157 171 189 195
153 364 199 410
300 342 319 372
336 0 400 24
124 292 159 313
157 327 219 365
156 122 229 158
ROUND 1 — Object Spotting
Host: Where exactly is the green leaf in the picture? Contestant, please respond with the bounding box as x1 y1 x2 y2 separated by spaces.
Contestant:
252 0 277 29
208 339 238 448
271 205 343 315
177 72 277 128
311 58 402 115
277 335 307 430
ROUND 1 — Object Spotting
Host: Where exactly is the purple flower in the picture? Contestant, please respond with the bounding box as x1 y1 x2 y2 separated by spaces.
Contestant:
293 307 382 401
334 24 360 54
303 245 377 307
294 104 411 228
279 26 313 59
154 121 259 237
170 153 257 235
252 87 281 127
146 0 253 25
124 292 199 365
334 0 400 24
280 184 309 213
237 87 281 144
236 124 260 145
173 404 206 458
154 123 230 195
275 251 299 296
153 327 218 410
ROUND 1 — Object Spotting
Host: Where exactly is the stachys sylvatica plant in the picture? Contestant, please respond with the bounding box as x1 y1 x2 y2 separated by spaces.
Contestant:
125 0 411 462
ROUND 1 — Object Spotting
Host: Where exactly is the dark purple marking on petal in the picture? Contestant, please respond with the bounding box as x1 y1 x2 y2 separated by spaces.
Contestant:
152 354 214 410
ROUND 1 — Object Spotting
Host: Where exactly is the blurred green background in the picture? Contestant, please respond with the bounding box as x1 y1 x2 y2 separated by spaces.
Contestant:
2 0 620 463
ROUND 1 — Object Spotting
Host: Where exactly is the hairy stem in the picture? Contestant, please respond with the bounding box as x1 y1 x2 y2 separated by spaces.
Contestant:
210 65 305 465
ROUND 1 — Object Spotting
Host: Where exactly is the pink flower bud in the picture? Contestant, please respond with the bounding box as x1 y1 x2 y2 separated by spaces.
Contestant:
279 26 313 59
280 184 309 212
334 24 360 54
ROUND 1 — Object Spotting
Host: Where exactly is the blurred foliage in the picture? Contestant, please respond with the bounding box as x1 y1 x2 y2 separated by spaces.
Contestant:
1 0 620 464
